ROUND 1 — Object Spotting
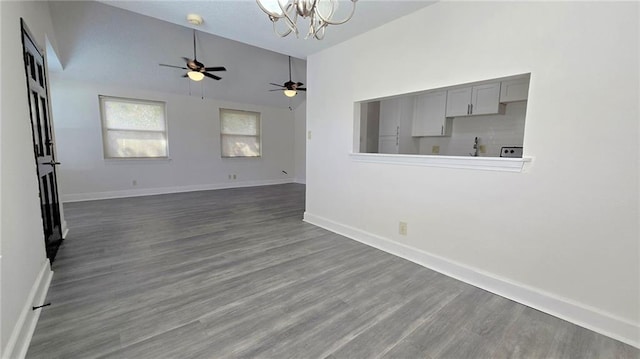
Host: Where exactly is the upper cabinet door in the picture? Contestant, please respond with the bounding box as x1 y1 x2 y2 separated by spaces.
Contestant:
445 87 472 117
471 83 501 115
412 91 448 136
500 78 529 102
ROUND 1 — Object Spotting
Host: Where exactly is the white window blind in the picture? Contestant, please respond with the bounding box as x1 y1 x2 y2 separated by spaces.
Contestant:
99 96 168 159
220 108 261 157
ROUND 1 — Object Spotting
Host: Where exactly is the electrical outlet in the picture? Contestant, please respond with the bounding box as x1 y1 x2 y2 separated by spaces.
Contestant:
479 145 486 153
432 145 440 154
232 174 237 180
132 180 137 186
307 131 312 140
399 221 407 236
228 174 232 179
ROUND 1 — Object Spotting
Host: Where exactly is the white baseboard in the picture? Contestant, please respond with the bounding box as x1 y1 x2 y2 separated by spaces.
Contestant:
2 260 53 359
61 220 69 239
62 179 295 202
303 212 640 349
294 178 306 184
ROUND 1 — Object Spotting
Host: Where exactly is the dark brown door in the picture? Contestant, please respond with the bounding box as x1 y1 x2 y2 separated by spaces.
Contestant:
21 19 63 262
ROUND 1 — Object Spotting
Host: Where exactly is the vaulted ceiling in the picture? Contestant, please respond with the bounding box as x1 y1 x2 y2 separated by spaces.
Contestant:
48 1 435 108
98 1 436 59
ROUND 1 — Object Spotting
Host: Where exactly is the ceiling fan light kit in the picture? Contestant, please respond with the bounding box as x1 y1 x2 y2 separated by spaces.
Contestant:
159 29 226 82
269 56 306 97
256 0 358 40
187 71 205 81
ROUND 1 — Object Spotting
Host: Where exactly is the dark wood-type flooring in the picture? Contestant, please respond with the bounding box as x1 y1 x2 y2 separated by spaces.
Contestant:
27 184 639 358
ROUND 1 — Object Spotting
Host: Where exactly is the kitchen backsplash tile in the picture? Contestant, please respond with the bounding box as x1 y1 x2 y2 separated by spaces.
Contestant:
418 101 526 157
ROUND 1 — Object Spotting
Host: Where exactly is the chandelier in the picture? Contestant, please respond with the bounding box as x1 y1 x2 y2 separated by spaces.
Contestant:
256 0 358 40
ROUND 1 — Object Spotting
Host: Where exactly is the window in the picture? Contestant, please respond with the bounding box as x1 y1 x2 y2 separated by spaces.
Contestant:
220 108 261 157
99 96 168 159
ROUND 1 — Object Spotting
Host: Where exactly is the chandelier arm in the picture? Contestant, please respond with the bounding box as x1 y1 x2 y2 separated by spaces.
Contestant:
280 1 300 37
324 0 336 21
314 22 327 40
258 0 357 39
311 0 333 38
315 0 357 25
256 0 284 18
300 0 319 17
304 12 317 39
272 18 293 37
307 11 327 39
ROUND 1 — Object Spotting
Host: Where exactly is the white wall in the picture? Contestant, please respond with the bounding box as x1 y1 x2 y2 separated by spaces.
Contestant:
305 1 639 347
50 77 296 201
294 100 306 184
0 1 58 357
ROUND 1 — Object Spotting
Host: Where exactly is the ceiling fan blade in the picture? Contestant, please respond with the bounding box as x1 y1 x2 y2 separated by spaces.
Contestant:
297 88 307 91
204 66 226 72
268 89 283 92
203 72 221 80
296 82 304 86
160 64 188 70
182 73 189 78
270 83 286 87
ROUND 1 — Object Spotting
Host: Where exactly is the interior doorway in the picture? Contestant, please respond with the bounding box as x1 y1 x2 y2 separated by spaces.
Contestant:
21 19 63 262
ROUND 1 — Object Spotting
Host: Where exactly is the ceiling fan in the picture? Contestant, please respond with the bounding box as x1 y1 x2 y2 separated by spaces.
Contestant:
269 56 306 97
159 29 226 81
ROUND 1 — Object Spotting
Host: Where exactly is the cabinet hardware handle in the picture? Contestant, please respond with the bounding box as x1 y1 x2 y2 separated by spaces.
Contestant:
470 104 473 114
467 104 470 115
48 161 61 166
396 126 399 146
441 125 443 135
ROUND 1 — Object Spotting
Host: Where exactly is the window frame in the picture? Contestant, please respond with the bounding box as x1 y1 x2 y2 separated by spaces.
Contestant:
219 108 262 158
99 95 169 160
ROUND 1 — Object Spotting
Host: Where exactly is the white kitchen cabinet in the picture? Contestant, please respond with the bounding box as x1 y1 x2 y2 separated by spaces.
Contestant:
412 91 451 137
378 97 418 154
445 82 503 117
500 78 529 102
472 83 502 115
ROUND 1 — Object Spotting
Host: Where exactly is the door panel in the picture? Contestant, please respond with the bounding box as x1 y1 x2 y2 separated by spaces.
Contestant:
21 19 63 262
